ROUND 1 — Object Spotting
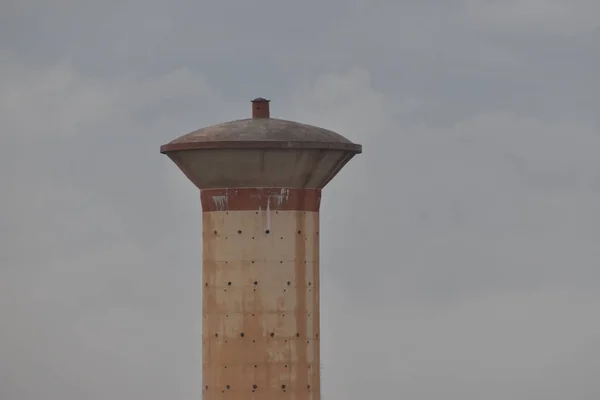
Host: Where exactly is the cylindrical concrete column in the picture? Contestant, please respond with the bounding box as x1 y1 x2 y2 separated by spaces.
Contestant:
201 188 321 400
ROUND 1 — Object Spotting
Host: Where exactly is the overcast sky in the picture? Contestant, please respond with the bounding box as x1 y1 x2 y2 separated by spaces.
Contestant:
2 0 600 399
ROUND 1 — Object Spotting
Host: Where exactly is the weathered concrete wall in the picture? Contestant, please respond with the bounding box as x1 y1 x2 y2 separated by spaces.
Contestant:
201 188 321 400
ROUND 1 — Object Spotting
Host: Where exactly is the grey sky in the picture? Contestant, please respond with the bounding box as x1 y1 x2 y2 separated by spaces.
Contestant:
2 1 600 399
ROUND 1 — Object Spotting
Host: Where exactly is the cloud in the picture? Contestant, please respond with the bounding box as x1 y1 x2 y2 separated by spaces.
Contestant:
323 286 600 400
0 53 224 140
0 55 115 139
0 55 221 399
463 0 600 36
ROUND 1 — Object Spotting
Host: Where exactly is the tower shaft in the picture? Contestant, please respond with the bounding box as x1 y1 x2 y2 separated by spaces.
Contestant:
202 188 321 399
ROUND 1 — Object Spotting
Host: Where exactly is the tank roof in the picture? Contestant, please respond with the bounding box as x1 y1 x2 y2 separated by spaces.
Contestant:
160 117 362 153
160 98 362 190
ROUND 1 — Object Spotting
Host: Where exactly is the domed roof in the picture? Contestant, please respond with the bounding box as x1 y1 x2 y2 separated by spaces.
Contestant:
160 98 362 154
160 98 362 190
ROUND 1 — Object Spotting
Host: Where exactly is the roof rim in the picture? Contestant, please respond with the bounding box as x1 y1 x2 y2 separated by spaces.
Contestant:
160 140 363 154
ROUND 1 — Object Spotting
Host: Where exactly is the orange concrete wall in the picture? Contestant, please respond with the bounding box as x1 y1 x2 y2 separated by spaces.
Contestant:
202 208 320 400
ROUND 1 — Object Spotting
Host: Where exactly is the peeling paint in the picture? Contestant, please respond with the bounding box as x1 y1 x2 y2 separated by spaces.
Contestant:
211 195 229 211
269 188 291 208
200 188 321 212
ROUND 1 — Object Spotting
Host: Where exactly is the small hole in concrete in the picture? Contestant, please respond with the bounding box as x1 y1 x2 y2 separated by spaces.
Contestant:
283 289 286 292
213 230 217 235
287 281 291 286
227 282 231 286
281 385 286 389
285 364 288 368
253 340 256 343
254 281 258 285
265 229 270 234
226 385 230 390
280 260 283 263
296 333 300 337
270 332 274 337
224 289 227 292
251 261 255 263
252 236 255 239
298 230 301 234
254 365 257 368
253 385 257 389
307 385 311 389
238 230 242 234
240 333 244 337
215 333 218 337
308 282 312 286
205 385 208 390
280 236 283 239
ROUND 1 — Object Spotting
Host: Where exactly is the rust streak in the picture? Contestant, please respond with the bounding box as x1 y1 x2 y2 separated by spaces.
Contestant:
295 211 309 391
312 212 321 396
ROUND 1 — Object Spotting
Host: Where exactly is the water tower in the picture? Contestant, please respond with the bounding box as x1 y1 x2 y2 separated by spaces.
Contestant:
161 98 362 399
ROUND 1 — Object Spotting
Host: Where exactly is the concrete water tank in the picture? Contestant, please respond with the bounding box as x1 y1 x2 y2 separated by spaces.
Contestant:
161 98 362 400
